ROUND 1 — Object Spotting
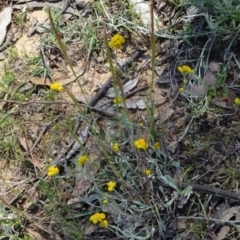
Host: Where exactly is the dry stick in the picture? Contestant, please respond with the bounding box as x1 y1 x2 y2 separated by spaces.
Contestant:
0 99 74 105
179 182 240 201
178 215 240 224
30 114 62 153
158 180 240 201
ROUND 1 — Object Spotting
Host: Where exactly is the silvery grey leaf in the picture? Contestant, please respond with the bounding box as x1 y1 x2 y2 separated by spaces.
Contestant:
202 71 216 85
123 77 138 93
189 84 207 97
118 98 146 109
158 175 179 192
95 98 114 115
157 76 171 84
155 65 167 77
0 7 12 46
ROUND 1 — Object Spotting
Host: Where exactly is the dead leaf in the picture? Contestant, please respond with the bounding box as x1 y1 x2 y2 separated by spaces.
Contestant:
18 137 41 169
216 226 230 240
0 6 12 46
28 154 41 169
119 98 146 109
26 229 45 240
29 77 51 86
157 76 171 84
215 206 240 240
18 137 33 151
30 74 80 87
106 78 139 98
155 103 174 124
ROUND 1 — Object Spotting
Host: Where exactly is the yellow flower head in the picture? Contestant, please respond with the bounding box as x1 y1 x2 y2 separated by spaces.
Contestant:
112 143 119 153
50 82 64 92
143 168 151 176
234 97 240 105
47 166 59 177
113 97 123 104
103 199 108 204
179 87 185 93
134 138 148 150
154 142 161 150
99 219 108 228
178 65 194 74
109 34 125 50
107 181 116 192
89 212 106 224
77 155 89 166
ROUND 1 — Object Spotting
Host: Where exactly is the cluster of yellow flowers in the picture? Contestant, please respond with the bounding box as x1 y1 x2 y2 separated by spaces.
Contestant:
177 65 194 93
134 138 148 150
112 143 119 153
107 181 116 192
109 33 125 50
50 82 64 92
178 65 194 74
47 166 59 177
77 155 89 166
89 212 108 228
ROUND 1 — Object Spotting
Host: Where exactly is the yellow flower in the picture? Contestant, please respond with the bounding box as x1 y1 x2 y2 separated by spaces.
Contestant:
178 65 194 74
77 155 89 166
107 181 116 192
103 199 108 204
47 166 59 177
99 219 108 228
143 169 151 175
183 78 188 84
179 87 185 93
234 97 240 105
112 143 119 153
89 212 106 224
50 82 64 92
113 97 123 104
154 142 161 150
109 33 125 50
134 138 148 150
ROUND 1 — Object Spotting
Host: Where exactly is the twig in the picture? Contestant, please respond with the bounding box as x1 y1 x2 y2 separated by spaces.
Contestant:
178 182 240 201
178 215 240 225
0 99 74 105
157 179 240 201
30 114 62 153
